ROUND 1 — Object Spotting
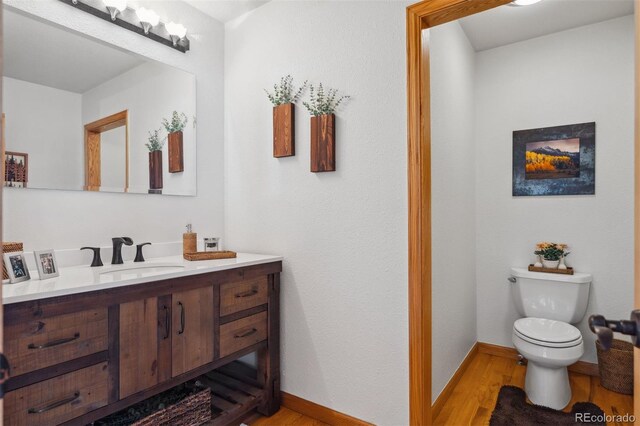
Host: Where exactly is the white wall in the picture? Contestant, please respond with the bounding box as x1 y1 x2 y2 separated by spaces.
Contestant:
82 61 197 195
3 0 224 255
430 21 477 402
224 1 408 425
3 77 83 190
100 126 127 191
475 15 635 363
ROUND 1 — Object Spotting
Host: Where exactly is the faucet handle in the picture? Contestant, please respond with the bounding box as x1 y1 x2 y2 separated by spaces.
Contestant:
134 243 151 263
80 247 103 267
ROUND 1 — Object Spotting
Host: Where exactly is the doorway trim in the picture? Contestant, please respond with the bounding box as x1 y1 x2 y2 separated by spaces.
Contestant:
406 1 514 424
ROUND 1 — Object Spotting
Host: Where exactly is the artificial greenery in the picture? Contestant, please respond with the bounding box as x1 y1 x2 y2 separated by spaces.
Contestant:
145 129 165 152
265 75 307 106
534 242 570 261
302 83 350 116
162 111 188 133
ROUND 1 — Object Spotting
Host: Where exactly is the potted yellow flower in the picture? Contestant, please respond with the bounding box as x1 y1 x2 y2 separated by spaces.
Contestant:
534 242 569 269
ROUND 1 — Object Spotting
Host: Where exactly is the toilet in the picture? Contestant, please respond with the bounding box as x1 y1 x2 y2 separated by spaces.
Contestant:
510 267 592 410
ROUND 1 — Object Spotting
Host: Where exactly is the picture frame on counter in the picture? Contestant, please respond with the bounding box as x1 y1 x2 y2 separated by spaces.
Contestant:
3 251 31 283
34 249 59 280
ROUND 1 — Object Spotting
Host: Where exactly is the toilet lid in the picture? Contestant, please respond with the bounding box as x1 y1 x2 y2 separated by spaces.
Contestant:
514 318 582 344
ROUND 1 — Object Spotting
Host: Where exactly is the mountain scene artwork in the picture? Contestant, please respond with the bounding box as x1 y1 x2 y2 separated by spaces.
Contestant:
525 138 580 180
513 122 595 196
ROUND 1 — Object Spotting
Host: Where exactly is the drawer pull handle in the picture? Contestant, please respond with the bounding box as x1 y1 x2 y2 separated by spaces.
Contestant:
235 289 258 298
163 305 170 339
234 328 257 338
28 391 80 414
27 333 80 349
178 302 185 335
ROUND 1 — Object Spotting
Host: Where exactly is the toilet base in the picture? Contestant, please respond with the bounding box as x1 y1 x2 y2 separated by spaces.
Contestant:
524 362 571 410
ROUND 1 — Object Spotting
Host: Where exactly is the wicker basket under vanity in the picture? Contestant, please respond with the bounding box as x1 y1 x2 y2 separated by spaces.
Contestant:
596 339 634 395
96 382 211 426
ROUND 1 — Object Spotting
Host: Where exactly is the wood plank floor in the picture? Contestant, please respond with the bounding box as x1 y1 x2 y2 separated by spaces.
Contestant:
433 352 634 425
248 407 330 426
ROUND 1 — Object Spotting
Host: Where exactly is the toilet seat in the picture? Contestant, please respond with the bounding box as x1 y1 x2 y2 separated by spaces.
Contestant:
513 318 582 348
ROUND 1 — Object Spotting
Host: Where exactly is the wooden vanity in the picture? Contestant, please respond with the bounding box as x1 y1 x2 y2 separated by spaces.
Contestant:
3 260 282 425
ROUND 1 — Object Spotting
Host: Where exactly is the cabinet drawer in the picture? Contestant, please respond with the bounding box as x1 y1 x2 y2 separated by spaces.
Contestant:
220 312 268 358
5 308 108 376
5 362 109 426
220 277 268 316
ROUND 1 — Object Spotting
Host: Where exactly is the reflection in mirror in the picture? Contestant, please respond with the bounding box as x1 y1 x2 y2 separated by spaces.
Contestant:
2 7 197 196
84 111 129 192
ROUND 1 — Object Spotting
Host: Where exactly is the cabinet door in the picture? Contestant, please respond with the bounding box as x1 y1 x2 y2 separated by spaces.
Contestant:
172 286 214 377
119 297 158 398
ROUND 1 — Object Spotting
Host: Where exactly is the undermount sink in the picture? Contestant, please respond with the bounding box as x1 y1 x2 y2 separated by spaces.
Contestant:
97 263 185 279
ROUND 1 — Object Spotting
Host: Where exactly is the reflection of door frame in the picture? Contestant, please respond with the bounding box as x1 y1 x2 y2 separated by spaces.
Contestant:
84 110 129 192
406 1 520 424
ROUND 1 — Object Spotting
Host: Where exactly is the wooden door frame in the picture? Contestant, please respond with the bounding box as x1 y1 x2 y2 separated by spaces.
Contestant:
406 1 529 424
634 0 640 414
409 0 640 424
84 110 129 192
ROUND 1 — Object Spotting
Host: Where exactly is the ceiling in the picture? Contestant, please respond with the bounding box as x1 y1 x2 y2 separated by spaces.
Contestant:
459 0 634 51
4 9 144 93
184 0 269 23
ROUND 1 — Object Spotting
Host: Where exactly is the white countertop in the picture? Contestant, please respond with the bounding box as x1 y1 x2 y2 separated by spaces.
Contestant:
3 253 283 305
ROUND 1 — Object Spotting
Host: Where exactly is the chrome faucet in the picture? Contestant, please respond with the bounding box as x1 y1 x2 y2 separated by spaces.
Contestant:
111 237 134 265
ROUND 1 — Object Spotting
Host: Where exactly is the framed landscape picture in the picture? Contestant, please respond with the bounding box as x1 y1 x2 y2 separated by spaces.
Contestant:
4 151 28 188
513 122 595 196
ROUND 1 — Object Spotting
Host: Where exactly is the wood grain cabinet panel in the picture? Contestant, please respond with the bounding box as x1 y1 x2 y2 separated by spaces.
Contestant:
5 308 108 376
119 298 159 398
172 286 214 377
220 312 268 358
4 362 108 426
220 277 268 316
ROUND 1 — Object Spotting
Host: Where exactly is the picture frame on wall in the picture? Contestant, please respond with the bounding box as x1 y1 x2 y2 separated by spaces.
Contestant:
4 151 28 188
513 122 595 196
3 251 31 283
34 249 60 280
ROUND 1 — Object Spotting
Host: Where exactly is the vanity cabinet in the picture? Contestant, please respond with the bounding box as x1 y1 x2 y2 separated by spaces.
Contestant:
119 297 159 398
171 286 215 377
3 261 281 425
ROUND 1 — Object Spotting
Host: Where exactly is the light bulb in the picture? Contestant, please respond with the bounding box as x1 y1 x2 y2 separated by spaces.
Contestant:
103 0 126 21
137 7 159 34
510 0 542 5
166 22 187 39
103 0 126 11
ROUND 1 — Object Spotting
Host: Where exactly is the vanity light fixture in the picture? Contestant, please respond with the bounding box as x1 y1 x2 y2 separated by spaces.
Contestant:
510 0 542 5
166 22 187 47
103 0 126 21
59 0 190 53
136 7 159 34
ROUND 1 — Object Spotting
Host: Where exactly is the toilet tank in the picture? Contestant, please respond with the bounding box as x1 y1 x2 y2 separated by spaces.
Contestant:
510 267 592 323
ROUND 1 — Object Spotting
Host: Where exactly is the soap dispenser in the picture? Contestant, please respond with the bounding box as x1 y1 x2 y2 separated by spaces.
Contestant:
183 224 197 255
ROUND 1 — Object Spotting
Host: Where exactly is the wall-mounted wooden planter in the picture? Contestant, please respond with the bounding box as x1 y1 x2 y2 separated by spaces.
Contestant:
168 130 184 173
149 150 163 193
310 114 335 172
273 103 295 157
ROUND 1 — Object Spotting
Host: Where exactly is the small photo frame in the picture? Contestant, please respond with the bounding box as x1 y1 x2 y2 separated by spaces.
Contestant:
3 251 31 283
34 249 59 280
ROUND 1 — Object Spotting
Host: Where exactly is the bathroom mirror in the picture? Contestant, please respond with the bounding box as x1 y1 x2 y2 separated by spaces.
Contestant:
2 7 197 196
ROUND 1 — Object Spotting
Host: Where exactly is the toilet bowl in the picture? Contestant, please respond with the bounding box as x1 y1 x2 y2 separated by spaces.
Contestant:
512 317 584 409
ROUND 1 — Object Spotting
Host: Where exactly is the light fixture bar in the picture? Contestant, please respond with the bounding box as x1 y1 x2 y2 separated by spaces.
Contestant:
59 0 190 53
